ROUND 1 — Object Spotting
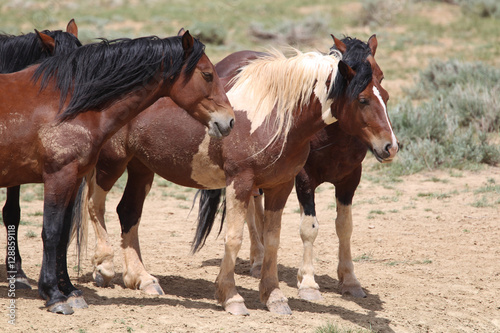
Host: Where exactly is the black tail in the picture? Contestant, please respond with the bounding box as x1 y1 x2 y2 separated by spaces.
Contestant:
191 189 226 253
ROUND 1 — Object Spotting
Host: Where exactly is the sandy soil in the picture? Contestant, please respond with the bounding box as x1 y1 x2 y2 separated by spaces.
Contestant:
0 157 499 333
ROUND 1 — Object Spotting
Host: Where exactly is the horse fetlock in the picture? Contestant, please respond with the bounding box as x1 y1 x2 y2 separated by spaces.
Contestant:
249 263 262 278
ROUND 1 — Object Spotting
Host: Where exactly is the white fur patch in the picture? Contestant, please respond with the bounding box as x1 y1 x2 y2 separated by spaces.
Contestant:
190 130 226 188
227 50 340 138
373 86 398 146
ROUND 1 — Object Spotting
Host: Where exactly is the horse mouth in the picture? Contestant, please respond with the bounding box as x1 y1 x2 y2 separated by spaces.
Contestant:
372 150 393 164
208 120 232 138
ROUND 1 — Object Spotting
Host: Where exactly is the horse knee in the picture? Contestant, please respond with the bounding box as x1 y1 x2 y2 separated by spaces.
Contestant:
300 215 319 242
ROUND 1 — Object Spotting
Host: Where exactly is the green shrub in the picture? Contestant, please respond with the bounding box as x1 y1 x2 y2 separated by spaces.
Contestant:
456 0 500 19
384 59 500 175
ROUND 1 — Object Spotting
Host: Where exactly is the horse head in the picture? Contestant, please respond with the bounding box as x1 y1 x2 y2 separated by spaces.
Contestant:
168 31 235 138
330 35 398 163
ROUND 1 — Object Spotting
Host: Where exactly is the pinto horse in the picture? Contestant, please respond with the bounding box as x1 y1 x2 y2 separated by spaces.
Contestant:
245 36 397 301
82 35 396 315
193 35 397 314
1 19 80 290
0 30 233 314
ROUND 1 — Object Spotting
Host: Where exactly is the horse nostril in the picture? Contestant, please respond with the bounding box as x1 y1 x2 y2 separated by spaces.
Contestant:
230 118 234 129
384 143 392 154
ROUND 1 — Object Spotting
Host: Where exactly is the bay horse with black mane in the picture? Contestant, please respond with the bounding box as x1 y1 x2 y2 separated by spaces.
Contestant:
1 19 80 290
0 30 233 314
80 35 396 315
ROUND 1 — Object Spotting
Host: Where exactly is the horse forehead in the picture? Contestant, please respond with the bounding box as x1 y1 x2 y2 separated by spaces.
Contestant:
196 53 214 70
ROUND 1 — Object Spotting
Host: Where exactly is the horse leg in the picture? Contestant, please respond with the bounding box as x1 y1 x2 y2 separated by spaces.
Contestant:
117 165 163 295
39 167 83 314
295 171 322 300
3 186 31 289
216 182 250 315
88 171 116 287
246 195 264 278
57 180 88 310
260 180 294 315
335 166 366 298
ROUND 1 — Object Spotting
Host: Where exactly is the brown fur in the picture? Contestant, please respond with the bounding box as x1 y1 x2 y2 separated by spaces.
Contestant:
85 39 396 315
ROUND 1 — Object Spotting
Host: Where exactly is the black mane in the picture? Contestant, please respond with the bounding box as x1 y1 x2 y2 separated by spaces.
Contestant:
0 30 81 73
33 35 205 119
329 37 373 101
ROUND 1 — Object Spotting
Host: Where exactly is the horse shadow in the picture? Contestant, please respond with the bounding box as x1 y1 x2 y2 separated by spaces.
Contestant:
0 261 394 332
200 257 393 332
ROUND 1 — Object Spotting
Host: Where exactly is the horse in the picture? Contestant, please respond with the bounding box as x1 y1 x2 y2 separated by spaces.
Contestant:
82 35 397 315
244 37 397 302
1 19 81 290
193 35 397 314
0 30 234 314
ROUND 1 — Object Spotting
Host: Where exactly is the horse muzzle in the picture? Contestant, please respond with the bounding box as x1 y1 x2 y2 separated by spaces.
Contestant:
372 141 399 163
208 112 235 138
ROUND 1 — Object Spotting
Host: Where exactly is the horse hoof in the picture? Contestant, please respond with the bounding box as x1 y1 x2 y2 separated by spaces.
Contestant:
266 289 292 315
224 301 249 316
341 285 366 298
142 283 165 295
67 295 88 309
15 278 32 290
94 272 105 287
266 299 292 315
298 288 323 301
94 271 112 288
48 302 74 315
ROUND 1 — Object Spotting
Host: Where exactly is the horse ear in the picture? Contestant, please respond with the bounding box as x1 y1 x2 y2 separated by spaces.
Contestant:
182 30 194 57
331 34 346 54
338 60 355 82
35 29 55 54
177 28 186 36
368 34 377 56
66 18 78 38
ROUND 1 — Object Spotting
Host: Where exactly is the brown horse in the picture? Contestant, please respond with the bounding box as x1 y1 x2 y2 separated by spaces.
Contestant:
248 123 387 300
1 19 81 290
82 35 396 315
0 30 233 314
245 37 397 301
193 36 397 315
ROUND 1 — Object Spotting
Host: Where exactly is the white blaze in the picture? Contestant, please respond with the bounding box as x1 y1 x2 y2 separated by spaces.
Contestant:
372 86 398 147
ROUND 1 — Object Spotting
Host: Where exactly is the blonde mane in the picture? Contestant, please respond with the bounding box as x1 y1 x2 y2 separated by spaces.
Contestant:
227 49 341 150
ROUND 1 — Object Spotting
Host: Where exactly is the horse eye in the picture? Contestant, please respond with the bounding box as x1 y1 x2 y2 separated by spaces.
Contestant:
358 97 369 105
202 72 213 82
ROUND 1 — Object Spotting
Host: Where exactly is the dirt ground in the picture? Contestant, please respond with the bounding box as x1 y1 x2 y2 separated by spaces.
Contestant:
0 158 499 333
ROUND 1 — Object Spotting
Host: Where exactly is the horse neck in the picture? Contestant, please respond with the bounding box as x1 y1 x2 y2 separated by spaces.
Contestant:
284 95 331 148
89 79 167 143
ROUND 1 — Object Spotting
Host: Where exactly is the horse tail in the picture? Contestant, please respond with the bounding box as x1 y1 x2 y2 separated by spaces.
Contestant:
191 189 226 254
69 168 94 274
